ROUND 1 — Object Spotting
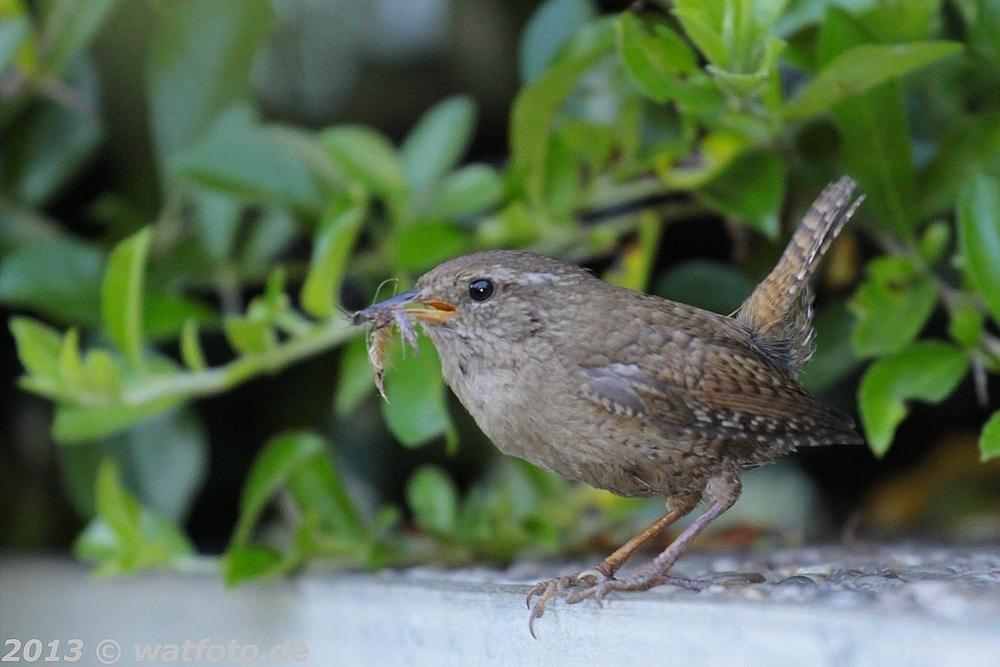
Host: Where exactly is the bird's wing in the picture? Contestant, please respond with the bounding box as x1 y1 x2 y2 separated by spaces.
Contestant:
579 363 694 424
578 343 861 447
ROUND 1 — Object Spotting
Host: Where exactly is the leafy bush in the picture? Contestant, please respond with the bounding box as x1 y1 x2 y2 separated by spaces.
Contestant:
1 0 998 578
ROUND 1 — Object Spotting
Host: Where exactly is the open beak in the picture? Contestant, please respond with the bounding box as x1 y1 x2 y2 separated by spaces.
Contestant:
350 288 457 326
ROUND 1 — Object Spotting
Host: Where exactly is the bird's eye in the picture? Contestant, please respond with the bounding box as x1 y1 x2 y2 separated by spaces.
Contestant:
469 278 495 302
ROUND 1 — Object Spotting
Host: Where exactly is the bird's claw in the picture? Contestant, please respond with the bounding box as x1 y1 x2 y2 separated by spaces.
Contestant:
563 573 617 605
527 569 723 635
526 570 609 638
525 569 605 607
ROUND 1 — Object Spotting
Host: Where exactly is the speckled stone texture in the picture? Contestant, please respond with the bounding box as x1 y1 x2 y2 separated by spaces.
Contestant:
500 543 1000 620
3 546 999 667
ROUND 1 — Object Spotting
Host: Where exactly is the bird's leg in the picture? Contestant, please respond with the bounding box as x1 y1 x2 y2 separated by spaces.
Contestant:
565 472 742 605
592 505 691 577
563 500 727 603
526 493 699 634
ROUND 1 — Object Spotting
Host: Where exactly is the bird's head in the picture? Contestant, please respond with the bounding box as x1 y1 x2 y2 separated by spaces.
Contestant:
352 250 597 350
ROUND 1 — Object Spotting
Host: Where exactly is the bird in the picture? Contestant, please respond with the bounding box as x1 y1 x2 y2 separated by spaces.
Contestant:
352 176 865 634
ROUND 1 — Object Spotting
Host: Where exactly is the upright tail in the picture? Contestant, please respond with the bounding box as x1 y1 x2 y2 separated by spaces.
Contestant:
737 176 863 377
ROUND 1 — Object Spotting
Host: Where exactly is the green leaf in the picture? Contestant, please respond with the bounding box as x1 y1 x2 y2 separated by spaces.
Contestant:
94 458 137 537
9 317 64 391
230 431 350 550
558 120 616 174
395 221 472 273
382 336 454 447
146 0 273 162
674 0 789 77
475 201 542 248
979 410 1000 461
240 208 299 274
519 0 596 83
672 0 728 67
74 458 194 575
406 465 458 535
175 105 325 212
957 173 1000 325
0 237 103 324
59 406 208 524
509 19 615 206
82 348 121 396
38 0 120 77
400 96 476 201
319 126 407 204
143 291 215 341
616 13 710 107
58 327 83 387
0 17 29 76
191 190 241 262
774 0 859 36
542 129 580 217
6 57 102 206
949 302 983 348
656 132 750 189
708 50 782 97
119 407 208 522
301 202 364 318
224 315 273 355
697 150 787 239
858 341 968 456
836 83 915 237
621 13 697 77
262 267 289 316
230 431 326 545
335 336 374 416
918 113 1000 219
604 211 662 292
854 0 938 44
222 545 283 586
782 42 962 120
753 0 794 34
285 447 363 537
814 9 919 237
849 256 938 357
102 227 151 367
180 318 207 371
918 221 951 266
53 398 182 443
424 164 504 220
233 431 314 544
961 0 1000 69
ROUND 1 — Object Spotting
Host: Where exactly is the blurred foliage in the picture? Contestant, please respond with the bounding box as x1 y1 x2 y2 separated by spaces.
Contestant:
859 432 1000 539
2 0 1000 577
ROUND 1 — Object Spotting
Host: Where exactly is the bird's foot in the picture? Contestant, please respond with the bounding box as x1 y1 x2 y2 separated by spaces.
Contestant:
526 568 608 637
562 570 714 606
526 567 718 636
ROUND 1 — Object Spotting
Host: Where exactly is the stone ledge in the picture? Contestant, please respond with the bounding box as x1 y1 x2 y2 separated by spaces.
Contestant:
2 546 999 666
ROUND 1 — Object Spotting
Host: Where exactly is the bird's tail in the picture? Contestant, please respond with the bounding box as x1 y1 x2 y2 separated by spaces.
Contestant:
737 176 863 377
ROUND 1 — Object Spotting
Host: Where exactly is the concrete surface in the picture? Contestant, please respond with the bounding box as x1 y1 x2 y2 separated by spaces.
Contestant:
1 545 999 666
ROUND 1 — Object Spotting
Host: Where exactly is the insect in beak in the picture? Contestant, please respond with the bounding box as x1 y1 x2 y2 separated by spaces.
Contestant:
350 288 457 401
351 289 457 326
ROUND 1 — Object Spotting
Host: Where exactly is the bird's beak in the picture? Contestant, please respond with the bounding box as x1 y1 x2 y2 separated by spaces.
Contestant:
350 288 457 326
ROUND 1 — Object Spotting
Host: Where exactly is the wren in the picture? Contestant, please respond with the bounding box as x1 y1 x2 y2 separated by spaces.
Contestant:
352 177 865 633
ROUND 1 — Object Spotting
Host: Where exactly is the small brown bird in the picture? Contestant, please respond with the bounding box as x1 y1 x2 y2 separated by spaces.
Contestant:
353 177 865 633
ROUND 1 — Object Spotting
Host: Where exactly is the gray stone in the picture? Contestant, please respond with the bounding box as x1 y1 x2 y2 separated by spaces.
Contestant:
2 545 1000 666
